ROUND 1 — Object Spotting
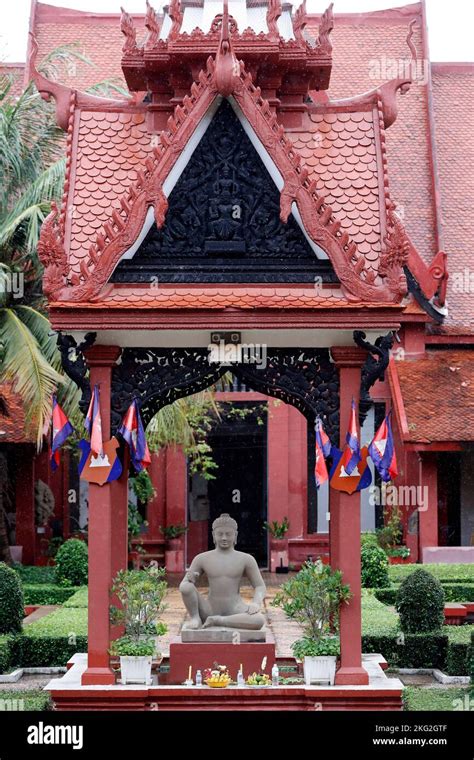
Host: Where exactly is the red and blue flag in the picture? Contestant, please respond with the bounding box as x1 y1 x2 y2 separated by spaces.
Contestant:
118 399 151 473
342 398 361 475
368 411 398 482
51 395 74 471
84 385 103 457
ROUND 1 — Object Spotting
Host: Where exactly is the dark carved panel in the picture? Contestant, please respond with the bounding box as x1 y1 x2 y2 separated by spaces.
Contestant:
111 100 337 284
110 347 339 443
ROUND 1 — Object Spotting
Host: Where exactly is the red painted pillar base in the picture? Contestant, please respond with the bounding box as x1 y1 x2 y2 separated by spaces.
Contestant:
331 346 369 687
81 345 122 687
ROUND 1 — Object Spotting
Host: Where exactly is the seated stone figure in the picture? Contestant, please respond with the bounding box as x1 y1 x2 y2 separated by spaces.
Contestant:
179 513 266 630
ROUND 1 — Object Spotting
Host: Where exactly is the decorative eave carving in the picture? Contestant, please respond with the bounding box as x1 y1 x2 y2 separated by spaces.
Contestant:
120 6 141 56
378 208 409 300
214 1 240 98
316 2 334 56
37 202 69 300
28 34 133 131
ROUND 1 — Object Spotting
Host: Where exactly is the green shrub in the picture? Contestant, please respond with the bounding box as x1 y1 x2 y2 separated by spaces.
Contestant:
446 643 470 676
375 583 474 605
23 585 77 605
403 686 468 711
24 606 87 638
0 636 14 674
0 689 52 711
361 532 379 548
396 569 445 633
362 632 448 669
0 563 24 634
361 545 390 589
13 565 56 584
55 539 88 586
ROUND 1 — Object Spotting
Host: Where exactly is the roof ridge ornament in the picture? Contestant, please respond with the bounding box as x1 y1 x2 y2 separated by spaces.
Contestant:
145 0 160 49
292 0 307 45
266 0 282 42
316 3 334 55
214 0 240 97
120 6 140 55
28 33 133 131
37 202 69 300
168 0 184 42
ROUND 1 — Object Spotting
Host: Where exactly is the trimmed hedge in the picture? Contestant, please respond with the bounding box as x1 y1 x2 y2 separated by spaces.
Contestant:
446 643 471 676
471 631 474 684
389 564 474 583
23 585 77 606
0 564 24 634
0 635 14 674
62 587 88 608
375 583 474 605
363 632 449 669
12 635 88 668
13 565 56 585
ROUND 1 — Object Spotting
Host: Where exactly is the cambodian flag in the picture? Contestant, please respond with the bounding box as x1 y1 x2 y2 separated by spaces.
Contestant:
50 395 74 471
118 399 151 473
342 398 361 475
84 385 103 457
315 416 332 458
368 412 398 482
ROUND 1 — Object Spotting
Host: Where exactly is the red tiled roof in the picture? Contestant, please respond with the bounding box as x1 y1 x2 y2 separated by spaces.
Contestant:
67 110 151 277
0 63 26 97
292 111 381 280
53 286 403 310
431 63 474 330
0 385 34 444
394 350 474 443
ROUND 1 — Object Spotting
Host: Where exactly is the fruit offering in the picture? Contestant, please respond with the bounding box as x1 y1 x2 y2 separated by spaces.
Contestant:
204 664 231 688
246 672 271 686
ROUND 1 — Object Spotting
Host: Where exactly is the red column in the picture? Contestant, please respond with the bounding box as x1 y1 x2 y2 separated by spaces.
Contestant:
165 446 187 572
418 452 438 559
81 345 122 686
330 346 369 686
267 399 290 525
147 450 166 545
15 445 36 565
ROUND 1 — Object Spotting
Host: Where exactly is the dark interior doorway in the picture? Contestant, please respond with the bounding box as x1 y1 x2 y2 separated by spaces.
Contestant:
187 401 268 567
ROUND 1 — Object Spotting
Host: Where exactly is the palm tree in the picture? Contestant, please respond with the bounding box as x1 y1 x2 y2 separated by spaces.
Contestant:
0 48 96 446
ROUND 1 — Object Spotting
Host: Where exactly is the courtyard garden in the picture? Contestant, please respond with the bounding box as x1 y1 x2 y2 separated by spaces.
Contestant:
0 538 472 711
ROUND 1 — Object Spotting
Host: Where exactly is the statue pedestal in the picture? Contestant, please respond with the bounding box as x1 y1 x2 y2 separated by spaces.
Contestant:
168 635 276 684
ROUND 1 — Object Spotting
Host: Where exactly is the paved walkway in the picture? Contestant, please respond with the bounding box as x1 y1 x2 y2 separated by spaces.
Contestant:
23 606 60 626
159 584 302 658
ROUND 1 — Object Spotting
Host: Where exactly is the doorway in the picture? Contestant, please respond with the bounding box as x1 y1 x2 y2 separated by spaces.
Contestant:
186 401 268 567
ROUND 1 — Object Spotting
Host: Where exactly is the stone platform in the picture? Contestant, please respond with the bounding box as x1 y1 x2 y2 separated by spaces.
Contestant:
181 627 267 643
45 653 404 711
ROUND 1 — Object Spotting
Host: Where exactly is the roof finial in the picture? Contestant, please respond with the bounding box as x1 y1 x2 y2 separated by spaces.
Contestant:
214 0 240 97
266 0 282 41
317 3 334 55
145 1 160 49
293 0 307 45
168 0 183 42
120 7 138 55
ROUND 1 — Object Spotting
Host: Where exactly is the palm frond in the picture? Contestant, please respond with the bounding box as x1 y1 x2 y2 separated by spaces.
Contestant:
0 307 64 448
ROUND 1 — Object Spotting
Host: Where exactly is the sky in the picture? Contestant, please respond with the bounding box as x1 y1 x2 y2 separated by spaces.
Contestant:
0 0 473 63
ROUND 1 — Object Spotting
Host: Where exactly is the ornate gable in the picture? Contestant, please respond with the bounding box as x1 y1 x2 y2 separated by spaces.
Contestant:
111 100 337 284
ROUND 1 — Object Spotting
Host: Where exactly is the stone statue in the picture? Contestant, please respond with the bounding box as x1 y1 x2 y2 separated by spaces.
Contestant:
179 513 266 632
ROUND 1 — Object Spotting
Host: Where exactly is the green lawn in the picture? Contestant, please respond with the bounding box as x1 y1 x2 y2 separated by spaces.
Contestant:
24 606 88 638
403 686 472 711
362 590 398 635
0 690 52 711
62 587 88 608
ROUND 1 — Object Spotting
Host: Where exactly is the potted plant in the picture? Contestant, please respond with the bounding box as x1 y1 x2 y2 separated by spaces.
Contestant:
387 545 411 565
264 517 290 573
376 507 410 564
160 523 188 551
109 565 168 685
272 559 351 685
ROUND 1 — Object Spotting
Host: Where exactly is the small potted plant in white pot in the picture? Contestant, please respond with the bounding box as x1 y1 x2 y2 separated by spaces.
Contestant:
109 565 168 685
272 559 351 685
